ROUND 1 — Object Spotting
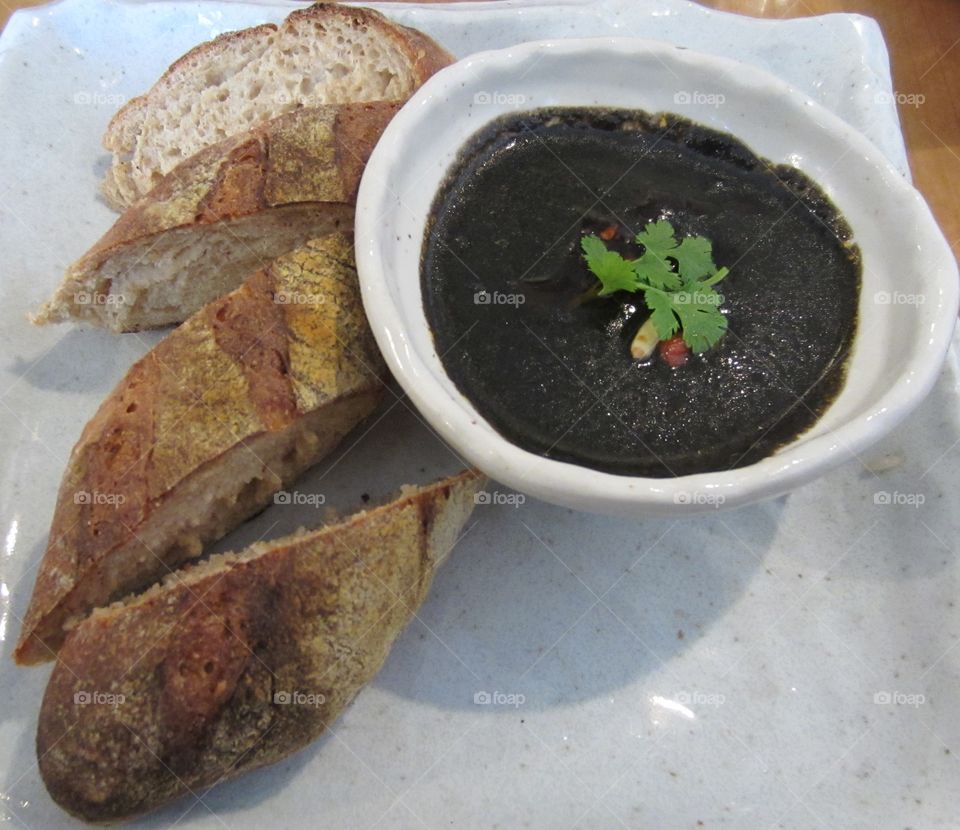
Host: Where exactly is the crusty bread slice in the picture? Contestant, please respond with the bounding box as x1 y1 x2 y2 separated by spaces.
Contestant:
37 470 482 822
102 3 452 208
15 234 388 665
35 101 399 332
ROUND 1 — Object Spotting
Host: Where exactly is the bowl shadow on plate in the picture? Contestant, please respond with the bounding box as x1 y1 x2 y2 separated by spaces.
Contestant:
784 359 960 584
371 453 782 712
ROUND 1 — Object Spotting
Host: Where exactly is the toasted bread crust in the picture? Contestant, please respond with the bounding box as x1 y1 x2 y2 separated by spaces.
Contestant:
38 471 483 822
36 102 399 329
16 235 388 665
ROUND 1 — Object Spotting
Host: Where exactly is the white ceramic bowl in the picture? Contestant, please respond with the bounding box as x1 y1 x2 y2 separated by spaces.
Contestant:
355 38 958 517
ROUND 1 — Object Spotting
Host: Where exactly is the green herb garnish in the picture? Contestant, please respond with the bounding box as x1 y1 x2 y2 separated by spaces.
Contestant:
581 221 730 355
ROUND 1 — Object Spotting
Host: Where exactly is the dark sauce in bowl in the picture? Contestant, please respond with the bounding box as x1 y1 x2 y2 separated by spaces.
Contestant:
421 108 860 477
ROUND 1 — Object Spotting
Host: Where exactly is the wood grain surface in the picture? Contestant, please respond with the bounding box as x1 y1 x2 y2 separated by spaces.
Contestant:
1 0 957 263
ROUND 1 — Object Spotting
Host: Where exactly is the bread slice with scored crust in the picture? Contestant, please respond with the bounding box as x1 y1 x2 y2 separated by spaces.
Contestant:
35 101 399 332
37 470 482 822
15 234 388 665
102 3 452 208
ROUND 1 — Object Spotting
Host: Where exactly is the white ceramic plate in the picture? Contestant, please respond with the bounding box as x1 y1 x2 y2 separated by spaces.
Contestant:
355 37 958 517
1 1 958 828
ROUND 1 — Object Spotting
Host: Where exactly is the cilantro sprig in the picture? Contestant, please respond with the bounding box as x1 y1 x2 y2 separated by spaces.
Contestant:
581 221 730 355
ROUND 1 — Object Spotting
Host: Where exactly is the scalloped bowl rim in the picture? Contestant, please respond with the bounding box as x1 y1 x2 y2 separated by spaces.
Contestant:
355 37 958 517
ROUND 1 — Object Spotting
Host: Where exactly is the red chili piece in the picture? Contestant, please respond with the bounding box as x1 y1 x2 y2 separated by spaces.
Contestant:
598 223 618 241
659 336 690 368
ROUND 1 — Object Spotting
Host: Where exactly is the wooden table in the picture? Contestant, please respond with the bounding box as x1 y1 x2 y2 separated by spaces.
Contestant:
2 0 957 261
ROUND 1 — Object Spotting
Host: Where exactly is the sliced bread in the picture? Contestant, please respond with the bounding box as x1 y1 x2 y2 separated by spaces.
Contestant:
15 234 388 665
35 101 398 331
38 470 482 822
103 3 452 208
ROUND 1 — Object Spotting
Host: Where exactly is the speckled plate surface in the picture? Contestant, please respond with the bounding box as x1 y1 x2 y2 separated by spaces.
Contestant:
1 1 957 828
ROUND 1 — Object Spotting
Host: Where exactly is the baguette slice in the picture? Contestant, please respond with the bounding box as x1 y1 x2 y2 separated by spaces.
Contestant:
38 470 483 822
35 102 399 331
15 234 387 665
103 3 452 208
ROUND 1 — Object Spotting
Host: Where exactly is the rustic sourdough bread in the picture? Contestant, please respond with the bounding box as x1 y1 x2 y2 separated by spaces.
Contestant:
35 102 398 331
38 470 482 822
15 234 387 665
103 3 452 208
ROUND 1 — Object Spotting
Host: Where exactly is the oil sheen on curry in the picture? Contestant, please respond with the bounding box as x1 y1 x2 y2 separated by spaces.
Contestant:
422 108 860 477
